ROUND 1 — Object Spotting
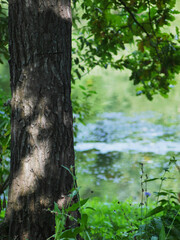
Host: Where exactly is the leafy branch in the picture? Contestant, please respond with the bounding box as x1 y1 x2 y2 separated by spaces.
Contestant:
118 0 150 37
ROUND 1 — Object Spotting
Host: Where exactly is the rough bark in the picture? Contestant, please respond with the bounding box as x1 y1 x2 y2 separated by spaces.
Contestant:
5 0 77 239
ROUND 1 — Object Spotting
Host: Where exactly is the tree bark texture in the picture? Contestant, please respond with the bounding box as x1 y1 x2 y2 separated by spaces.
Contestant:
5 0 75 239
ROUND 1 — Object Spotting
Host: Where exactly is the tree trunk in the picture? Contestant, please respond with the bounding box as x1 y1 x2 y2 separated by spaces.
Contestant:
5 0 76 239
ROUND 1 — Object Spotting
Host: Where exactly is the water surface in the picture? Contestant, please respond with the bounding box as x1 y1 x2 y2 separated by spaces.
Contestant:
75 112 180 201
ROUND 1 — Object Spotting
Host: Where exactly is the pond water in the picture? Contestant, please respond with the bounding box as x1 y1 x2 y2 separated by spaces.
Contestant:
75 111 180 201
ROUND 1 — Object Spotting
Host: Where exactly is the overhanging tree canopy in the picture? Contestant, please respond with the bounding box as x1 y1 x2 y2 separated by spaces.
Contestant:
72 0 180 99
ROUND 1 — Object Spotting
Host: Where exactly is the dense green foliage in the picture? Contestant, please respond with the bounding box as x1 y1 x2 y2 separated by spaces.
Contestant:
72 0 180 99
84 197 180 240
0 0 8 64
45 159 180 239
0 90 10 215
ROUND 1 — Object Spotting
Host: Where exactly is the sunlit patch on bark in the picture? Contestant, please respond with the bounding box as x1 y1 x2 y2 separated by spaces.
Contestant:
57 194 71 209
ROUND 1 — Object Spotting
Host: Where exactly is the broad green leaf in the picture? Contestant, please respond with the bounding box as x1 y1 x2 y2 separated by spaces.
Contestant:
65 198 89 212
60 227 81 238
144 206 164 219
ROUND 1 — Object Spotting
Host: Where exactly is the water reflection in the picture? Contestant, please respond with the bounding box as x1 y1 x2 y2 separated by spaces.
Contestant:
75 112 180 201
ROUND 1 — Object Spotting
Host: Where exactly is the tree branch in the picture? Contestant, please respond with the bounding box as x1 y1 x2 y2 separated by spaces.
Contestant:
118 0 150 37
118 0 161 60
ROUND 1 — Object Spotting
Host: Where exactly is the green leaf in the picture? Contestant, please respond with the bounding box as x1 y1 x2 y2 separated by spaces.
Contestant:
169 157 177 165
75 69 81 79
83 206 96 211
54 202 61 214
60 227 81 238
65 198 89 212
79 85 86 90
144 206 164 219
61 165 73 176
74 57 79 64
88 90 96 94
176 27 179 40
158 199 168 206
154 191 168 196
80 213 88 227
159 224 166 240
143 178 159 183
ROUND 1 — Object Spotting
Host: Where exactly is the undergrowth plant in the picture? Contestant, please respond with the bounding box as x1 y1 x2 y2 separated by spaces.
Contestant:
0 89 10 222
48 165 92 240
50 157 180 240
135 157 180 240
